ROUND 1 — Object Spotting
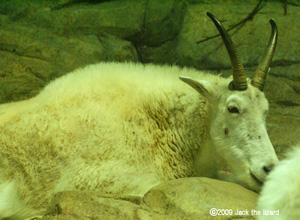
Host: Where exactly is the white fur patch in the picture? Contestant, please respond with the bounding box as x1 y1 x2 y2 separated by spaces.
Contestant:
0 182 41 220
257 147 300 220
0 182 22 219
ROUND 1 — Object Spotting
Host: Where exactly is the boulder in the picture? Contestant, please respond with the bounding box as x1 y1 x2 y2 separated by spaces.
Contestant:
43 177 258 220
142 177 258 219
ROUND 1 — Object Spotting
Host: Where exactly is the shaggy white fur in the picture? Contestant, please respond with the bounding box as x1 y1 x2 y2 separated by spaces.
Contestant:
257 146 300 220
0 62 278 219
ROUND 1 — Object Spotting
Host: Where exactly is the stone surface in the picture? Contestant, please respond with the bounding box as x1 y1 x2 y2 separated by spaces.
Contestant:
1 0 300 105
175 1 300 72
44 191 156 220
42 178 258 220
134 0 186 46
142 177 258 219
0 22 138 102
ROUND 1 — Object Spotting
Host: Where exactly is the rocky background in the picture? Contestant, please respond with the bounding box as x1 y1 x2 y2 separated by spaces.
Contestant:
0 0 299 219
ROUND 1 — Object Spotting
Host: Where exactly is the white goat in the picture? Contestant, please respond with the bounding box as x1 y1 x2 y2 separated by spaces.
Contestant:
0 13 279 219
257 146 300 220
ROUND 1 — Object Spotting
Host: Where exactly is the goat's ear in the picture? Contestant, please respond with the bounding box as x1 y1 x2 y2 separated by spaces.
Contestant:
179 76 215 98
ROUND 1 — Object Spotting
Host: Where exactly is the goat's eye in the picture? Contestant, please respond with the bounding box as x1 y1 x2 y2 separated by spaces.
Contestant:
228 106 239 113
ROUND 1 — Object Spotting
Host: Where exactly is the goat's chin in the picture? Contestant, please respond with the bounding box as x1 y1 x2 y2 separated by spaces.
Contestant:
236 173 263 193
217 170 262 193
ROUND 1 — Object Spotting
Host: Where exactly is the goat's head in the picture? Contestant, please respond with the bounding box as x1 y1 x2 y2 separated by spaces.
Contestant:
180 12 279 192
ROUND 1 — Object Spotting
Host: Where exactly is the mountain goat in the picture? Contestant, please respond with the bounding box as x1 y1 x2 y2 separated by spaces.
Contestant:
0 13 279 219
257 146 300 220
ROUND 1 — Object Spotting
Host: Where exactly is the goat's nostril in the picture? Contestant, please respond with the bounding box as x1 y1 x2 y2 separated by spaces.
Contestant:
263 164 275 174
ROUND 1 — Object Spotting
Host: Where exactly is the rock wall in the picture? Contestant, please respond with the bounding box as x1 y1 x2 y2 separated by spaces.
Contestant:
0 0 299 219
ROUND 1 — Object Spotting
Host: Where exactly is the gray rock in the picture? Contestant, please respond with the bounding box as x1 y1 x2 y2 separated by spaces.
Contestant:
43 178 258 220
43 191 168 220
0 24 138 103
134 0 186 46
174 1 300 71
20 1 146 39
137 40 176 64
142 177 258 219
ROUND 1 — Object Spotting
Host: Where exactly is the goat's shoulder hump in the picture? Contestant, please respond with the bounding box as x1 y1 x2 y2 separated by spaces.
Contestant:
38 62 224 100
